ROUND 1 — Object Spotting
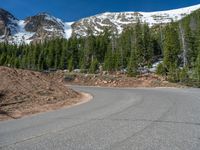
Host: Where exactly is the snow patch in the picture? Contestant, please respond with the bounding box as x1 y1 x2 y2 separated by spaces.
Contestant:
11 20 34 44
149 61 163 72
63 22 73 39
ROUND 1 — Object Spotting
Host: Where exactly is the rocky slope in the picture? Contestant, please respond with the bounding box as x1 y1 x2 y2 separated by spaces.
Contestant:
0 11 73 44
72 4 200 36
0 4 200 44
0 8 18 42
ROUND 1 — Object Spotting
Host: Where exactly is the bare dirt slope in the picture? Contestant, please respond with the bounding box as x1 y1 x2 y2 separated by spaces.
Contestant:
0 67 82 120
64 72 183 88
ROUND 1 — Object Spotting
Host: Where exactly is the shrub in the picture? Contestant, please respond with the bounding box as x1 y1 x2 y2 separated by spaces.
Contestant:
156 63 166 76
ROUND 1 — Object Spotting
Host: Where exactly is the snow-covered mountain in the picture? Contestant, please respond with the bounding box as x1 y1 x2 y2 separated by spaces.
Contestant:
0 4 200 44
72 4 200 36
0 11 73 44
11 13 73 44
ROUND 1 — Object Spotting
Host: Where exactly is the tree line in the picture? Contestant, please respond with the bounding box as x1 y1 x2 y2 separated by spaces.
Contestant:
0 22 158 74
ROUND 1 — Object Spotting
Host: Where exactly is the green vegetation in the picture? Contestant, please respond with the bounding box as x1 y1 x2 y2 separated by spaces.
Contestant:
1 9 200 86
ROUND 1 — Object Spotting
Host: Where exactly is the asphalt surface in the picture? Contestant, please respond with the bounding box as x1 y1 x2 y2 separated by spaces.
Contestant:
0 86 200 150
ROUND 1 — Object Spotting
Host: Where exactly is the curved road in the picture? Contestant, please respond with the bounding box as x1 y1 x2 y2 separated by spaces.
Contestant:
0 86 200 150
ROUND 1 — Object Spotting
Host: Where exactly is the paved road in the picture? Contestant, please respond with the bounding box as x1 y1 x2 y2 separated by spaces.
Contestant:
0 86 200 150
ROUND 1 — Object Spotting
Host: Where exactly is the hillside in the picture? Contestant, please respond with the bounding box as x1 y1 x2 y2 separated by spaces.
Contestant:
0 67 83 120
72 4 200 36
0 4 200 44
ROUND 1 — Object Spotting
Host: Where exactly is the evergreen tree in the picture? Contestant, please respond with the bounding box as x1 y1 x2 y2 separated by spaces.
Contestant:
163 24 181 71
143 23 153 67
68 57 73 72
89 58 98 74
156 63 167 76
195 51 200 82
127 48 138 77
179 67 189 83
134 21 144 67
103 43 114 71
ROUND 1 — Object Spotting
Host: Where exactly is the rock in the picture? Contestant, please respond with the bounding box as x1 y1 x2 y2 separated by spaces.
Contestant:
24 13 65 43
163 81 168 84
102 71 108 75
74 78 79 82
103 80 108 84
0 8 18 39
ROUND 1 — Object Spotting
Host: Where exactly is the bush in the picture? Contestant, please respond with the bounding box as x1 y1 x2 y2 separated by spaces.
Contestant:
179 67 189 83
156 63 166 76
167 65 180 83
182 79 200 88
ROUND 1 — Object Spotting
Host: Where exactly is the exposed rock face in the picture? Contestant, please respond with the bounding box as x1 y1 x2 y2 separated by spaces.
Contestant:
0 11 68 44
71 4 200 37
0 4 200 44
0 8 18 40
71 7 196 37
71 12 139 36
24 13 66 43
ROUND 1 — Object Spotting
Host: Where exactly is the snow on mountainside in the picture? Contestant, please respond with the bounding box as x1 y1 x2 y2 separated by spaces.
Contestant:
11 20 34 44
72 4 200 36
0 4 200 44
23 13 68 43
64 22 74 39
0 8 18 41
0 12 73 45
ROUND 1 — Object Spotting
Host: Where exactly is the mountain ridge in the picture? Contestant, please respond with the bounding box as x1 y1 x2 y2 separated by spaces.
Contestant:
0 4 200 44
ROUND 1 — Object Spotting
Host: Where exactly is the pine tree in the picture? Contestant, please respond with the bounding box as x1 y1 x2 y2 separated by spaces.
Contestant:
134 21 144 67
195 51 200 82
59 41 68 69
163 24 181 71
179 67 189 83
127 48 138 77
143 23 153 67
113 48 121 71
70 38 79 69
103 43 113 71
183 20 196 66
68 57 73 72
89 58 98 74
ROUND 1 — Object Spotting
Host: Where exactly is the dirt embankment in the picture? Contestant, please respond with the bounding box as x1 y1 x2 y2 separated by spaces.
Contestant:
63 72 183 88
0 67 88 121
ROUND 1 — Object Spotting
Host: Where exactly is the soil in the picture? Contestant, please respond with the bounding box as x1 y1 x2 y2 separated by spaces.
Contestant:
63 72 184 88
0 67 90 121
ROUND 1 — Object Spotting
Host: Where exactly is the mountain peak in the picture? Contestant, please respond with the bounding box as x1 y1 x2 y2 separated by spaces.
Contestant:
0 8 18 40
0 4 200 44
37 12 51 16
0 8 17 20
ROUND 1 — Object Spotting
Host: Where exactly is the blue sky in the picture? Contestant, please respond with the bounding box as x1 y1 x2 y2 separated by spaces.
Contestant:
1 0 200 22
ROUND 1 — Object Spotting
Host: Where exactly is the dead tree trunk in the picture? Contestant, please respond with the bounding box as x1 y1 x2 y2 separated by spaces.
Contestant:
179 22 187 67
